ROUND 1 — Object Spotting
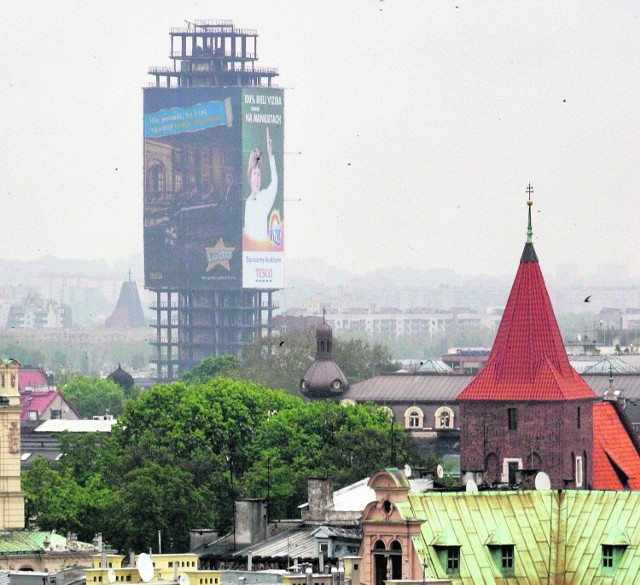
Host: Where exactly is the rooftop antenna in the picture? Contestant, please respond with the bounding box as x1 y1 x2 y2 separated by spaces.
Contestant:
526 183 534 244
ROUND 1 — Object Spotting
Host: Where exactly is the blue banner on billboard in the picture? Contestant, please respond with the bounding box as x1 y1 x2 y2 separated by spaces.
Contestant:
144 99 232 138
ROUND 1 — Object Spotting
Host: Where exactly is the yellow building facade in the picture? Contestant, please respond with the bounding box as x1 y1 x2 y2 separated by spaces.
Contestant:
0 359 25 529
87 554 221 585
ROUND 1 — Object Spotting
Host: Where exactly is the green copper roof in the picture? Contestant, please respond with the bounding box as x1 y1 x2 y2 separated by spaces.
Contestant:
407 489 640 583
603 524 629 546
0 531 94 555
381 468 411 489
485 522 514 546
431 524 460 547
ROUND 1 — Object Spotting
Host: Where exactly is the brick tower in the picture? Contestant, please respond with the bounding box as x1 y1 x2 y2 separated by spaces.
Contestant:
457 188 596 489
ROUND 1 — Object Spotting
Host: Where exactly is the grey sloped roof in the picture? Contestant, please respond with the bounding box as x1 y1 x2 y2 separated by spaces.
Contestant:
582 374 640 399
341 373 473 402
312 527 361 539
232 527 317 560
232 525 363 561
340 371 640 403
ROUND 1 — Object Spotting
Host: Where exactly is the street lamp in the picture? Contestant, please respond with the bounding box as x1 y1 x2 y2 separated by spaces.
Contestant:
422 559 428 585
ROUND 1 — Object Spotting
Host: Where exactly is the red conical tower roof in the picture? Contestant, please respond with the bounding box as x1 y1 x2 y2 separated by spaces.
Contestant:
457 195 595 402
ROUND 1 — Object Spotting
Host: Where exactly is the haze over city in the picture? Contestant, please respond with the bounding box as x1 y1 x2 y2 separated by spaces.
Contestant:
1 1 639 279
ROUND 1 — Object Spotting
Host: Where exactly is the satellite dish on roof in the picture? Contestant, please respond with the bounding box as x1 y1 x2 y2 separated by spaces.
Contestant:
465 479 478 493
534 471 551 491
137 553 154 583
108 569 116 584
179 574 190 585
436 465 444 479
404 464 412 478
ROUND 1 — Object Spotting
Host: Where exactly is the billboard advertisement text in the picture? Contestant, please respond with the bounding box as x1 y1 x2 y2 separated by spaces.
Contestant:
241 88 284 289
143 86 284 291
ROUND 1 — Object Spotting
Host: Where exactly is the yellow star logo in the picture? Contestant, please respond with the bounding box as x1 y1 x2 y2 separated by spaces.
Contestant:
205 239 235 271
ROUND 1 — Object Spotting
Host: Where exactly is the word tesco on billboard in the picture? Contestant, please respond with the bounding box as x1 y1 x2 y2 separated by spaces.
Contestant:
143 87 284 290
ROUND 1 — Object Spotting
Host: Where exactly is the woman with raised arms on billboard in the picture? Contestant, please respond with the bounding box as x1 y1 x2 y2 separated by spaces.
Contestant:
243 127 278 244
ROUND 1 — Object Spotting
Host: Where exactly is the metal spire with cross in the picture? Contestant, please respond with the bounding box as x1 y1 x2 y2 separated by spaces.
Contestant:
526 183 534 244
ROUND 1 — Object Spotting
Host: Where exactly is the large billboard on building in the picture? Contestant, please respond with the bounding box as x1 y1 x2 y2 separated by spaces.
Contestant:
143 86 284 290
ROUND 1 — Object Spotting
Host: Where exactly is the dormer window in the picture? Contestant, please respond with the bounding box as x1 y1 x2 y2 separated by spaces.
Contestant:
434 546 460 576
601 544 627 575
601 526 629 575
488 545 514 575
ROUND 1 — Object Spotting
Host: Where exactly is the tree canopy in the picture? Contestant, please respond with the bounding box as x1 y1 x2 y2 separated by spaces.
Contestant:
239 328 398 394
60 375 125 418
23 377 420 554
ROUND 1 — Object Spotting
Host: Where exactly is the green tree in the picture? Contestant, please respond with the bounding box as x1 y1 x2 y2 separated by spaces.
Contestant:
241 401 418 518
333 337 397 383
180 355 242 385
22 378 422 552
61 375 125 418
240 328 398 394
104 462 215 554
22 457 87 534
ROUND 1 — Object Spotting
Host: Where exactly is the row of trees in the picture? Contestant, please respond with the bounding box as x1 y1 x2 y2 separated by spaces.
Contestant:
48 327 396 420
181 328 397 395
23 376 420 554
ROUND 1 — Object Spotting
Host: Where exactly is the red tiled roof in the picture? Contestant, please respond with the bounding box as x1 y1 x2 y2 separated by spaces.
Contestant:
20 390 58 420
593 401 640 490
18 368 49 393
457 243 595 401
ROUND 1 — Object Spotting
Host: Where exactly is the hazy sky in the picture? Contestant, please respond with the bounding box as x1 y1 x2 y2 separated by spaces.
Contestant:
1 1 639 279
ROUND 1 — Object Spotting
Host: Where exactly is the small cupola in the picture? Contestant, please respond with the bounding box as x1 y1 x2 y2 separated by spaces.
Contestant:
300 310 349 399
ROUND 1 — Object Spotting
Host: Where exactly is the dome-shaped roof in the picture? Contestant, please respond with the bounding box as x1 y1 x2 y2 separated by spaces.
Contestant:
107 364 135 393
300 359 350 399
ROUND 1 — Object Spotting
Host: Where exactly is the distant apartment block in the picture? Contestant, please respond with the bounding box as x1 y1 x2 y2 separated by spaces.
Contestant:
6 294 70 329
316 306 503 339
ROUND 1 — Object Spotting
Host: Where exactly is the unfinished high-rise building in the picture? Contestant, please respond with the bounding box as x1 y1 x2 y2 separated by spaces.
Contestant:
144 20 284 379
